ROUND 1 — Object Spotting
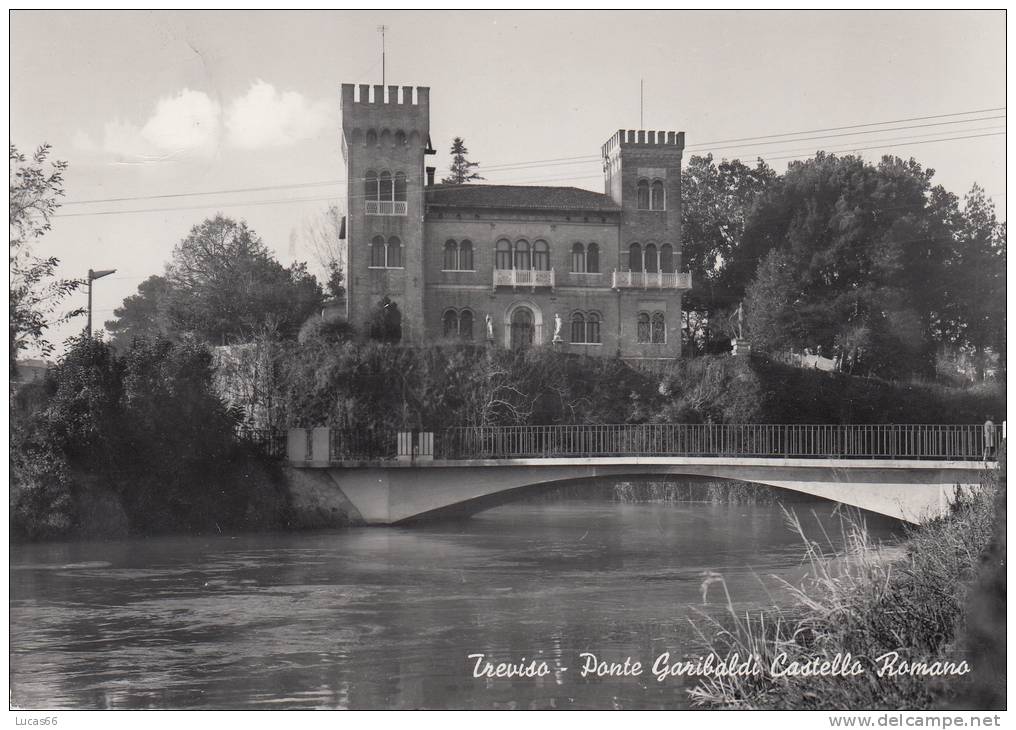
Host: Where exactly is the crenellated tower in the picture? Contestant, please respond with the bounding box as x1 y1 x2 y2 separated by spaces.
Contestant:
602 129 688 356
601 129 685 272
340 83 431 342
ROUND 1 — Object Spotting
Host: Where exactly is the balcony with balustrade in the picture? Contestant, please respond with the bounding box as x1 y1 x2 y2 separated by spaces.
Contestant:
611 270 692 290
365 200 408 216
493 268 556 291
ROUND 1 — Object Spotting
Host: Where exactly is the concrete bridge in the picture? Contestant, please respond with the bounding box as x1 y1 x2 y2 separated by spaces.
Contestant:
284 424 1001 525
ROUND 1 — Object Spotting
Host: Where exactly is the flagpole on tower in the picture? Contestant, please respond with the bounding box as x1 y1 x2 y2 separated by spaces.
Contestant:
377 25 387 87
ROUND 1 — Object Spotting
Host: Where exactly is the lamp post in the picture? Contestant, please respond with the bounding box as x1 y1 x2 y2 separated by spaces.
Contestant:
86 268 116 337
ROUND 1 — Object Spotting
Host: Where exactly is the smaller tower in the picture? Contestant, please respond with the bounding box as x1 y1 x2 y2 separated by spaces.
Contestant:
602 129 685 269
340 83 431 342
602 129 689 357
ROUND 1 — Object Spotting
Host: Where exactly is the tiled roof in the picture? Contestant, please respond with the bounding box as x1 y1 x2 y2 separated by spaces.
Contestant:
426 184 619 212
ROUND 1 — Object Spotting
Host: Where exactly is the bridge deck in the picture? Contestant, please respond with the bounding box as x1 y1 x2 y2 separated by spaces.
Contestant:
283 423 1003 465
302 456 993 470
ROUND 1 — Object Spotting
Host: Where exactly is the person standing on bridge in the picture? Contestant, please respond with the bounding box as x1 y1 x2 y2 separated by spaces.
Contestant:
983 417 996 460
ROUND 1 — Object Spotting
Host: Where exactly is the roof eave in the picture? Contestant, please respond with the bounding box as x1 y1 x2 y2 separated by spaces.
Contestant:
425 202 621 214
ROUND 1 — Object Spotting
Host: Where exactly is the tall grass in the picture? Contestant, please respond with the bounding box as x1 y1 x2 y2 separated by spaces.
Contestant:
689 454 1003 710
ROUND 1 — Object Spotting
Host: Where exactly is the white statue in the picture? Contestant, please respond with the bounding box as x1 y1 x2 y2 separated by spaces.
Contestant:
485 313 494 340
553 313 563 343
730 302 744 340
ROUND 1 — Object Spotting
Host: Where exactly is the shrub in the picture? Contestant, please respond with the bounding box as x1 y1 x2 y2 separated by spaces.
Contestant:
689 457 1003 709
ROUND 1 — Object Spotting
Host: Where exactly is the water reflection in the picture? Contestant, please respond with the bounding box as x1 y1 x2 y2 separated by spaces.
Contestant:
10 499 903 709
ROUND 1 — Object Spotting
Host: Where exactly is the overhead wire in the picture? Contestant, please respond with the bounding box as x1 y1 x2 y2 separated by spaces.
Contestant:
58 107 1005 209
53 128 1006 220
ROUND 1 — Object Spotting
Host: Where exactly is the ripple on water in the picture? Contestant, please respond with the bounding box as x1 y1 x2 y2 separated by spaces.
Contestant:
10 499 903 709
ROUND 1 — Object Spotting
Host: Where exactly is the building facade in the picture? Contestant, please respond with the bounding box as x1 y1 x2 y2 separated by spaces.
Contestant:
340 83 691 360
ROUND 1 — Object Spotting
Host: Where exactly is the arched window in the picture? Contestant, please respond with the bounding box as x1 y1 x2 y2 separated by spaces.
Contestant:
571 242 585 273
637 312 651 343
459 240 473 270
644 243 659 273
443 309 458 338
587 243 600 273
533 240 549 271
459 309 474 340
587 312 601 344
365 170 378 201
637 179 650 210
495 239 512 270
651 180 665 210
387 236 402 268
395 131 407 146
514 239 531 270
366 130 377 146
443 240 458 271
379 171 393 201
394 173 407 202
571 312 586 343
651 312 666 344
371 236 386 268
660 244 674 274
629 243 643 272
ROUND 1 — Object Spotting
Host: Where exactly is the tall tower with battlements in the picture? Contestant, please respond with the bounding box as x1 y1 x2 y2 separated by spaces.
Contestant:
340 83 431 342
602 129 687 356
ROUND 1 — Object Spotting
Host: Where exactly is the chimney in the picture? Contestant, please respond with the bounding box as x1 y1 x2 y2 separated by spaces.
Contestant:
426 166 435 187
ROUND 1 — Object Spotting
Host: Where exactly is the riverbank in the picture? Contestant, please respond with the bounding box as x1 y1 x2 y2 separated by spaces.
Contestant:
12 334 1004 542
689 451 1006 710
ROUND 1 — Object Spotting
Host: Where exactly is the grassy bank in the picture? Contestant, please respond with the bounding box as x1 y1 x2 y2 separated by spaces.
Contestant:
689 451 1005 710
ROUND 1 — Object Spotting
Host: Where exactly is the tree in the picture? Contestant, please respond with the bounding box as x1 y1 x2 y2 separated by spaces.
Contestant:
743 249 800 353
296 204 346 300
366 296 402 342
939 185 1007 378
161 215 324 343
680 154 776 353
441 137 484 185
9 143 81 373
103 274 174 351
730 152 953 376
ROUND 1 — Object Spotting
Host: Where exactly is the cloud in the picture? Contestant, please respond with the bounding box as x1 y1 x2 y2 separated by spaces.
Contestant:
225 80 331 149
139 89 221 154
75 82 330 162
74 88 221 161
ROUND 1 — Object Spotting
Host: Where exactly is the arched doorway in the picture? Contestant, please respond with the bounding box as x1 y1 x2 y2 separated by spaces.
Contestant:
510 308 534 350
504 301 543 350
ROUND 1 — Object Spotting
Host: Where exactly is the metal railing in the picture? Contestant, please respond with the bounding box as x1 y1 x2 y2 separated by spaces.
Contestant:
611 270 692 289
437 424 998 461
364 200 408 216
235 426 285 458
493 268 555 289
329 427 397 461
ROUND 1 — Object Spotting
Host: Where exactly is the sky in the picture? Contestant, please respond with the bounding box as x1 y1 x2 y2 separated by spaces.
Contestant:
9 10 1007 357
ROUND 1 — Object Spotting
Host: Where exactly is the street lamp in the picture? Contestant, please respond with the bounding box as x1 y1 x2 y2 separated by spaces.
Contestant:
86 268 116 337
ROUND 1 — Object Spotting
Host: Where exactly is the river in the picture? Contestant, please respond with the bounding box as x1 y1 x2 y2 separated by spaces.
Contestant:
10 496 904 710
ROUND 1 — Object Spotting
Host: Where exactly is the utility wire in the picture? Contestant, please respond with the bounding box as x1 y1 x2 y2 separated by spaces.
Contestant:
55 129 1007 220
53 130 1006 219
60 108 1005 208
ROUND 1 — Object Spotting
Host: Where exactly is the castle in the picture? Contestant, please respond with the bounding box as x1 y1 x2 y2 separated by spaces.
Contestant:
340 83 691 360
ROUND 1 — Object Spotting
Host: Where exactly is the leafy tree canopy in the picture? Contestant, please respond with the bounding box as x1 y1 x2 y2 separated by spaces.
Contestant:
729 152 1003 378
9 143 82 372
106 215 324 347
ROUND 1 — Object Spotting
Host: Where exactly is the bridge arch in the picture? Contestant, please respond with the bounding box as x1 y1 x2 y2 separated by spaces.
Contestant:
312 459 987 526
